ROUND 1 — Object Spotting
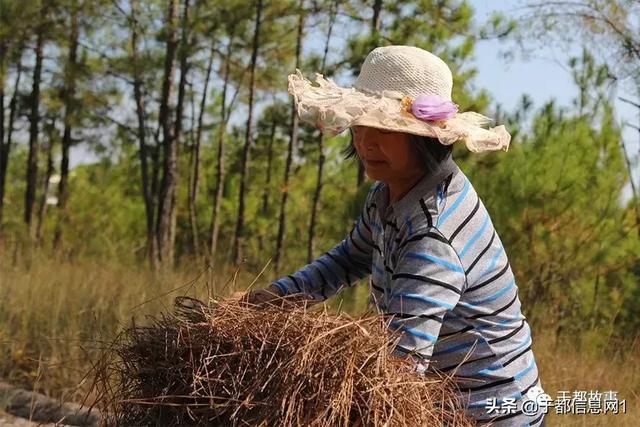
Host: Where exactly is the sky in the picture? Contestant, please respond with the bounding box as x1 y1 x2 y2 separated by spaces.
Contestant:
472 0 637 154
70 0 640 196
471 0 638 198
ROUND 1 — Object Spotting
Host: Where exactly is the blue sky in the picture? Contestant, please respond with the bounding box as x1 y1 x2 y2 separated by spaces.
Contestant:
472 0 638 157
473 0 581 112
472 0 638 198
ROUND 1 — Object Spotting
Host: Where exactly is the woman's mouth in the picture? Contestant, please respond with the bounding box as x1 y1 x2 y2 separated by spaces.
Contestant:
365 158 386 166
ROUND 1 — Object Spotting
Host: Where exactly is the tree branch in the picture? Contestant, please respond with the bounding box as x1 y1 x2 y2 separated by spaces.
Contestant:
620 96 640 110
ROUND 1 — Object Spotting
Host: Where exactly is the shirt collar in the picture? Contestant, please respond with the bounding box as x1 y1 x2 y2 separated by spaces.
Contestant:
374 154 458 222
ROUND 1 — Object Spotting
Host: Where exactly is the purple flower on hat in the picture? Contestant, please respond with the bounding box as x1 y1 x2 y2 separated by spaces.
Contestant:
410 94 458 121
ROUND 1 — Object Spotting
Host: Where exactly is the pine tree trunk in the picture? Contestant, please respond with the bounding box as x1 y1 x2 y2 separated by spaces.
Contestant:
0 43 5 190
274 0 304 274
129 0 159 269
168 0 191 264
258 117 277 252
636 100 640 236
307 135 325 262
36 125 55 245
307 0 337 262
262 118 276 216
25 19 45 237
0 44 6 231
0 58 21 231
150 143 161 260
53 4 79 251
233 0 263 266
155 0 180 267
372 0 383 31
189 46 213 261
209 36 233 266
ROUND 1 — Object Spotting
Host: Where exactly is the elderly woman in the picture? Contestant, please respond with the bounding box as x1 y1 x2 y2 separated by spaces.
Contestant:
244 46 546 426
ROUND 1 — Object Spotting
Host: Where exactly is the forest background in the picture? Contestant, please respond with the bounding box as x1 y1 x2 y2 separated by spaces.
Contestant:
0 0 639 424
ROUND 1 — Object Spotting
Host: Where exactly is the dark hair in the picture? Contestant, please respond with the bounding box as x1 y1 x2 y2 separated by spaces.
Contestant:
342 129 453 172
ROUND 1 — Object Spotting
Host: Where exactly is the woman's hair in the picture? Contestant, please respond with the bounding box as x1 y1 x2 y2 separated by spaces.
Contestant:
343 129 453 172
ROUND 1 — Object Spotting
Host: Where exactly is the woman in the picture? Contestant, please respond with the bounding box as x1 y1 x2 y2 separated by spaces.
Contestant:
244 46 546 426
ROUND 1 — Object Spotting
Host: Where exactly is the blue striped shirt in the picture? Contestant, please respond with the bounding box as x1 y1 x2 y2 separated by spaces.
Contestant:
273 156 546 426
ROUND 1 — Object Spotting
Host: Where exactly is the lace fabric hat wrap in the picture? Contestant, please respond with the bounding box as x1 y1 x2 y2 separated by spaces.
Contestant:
287 46 511 153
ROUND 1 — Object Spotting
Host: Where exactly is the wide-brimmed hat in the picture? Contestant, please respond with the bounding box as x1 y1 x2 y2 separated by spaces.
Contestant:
287 45 510 152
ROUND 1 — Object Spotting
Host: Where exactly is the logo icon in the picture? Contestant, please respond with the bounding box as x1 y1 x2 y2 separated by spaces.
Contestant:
523 386 553 415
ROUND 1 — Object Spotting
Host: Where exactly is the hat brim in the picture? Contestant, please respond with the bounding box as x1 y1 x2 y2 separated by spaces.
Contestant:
287 70 511 153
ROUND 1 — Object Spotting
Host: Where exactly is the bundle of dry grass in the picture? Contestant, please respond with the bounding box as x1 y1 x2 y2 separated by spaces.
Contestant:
94 296 473 426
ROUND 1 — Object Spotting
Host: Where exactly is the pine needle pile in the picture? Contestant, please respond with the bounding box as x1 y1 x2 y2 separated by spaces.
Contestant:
94 296 473 426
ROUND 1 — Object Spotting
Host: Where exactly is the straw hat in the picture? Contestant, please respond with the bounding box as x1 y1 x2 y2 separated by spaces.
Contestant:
287 45 511 152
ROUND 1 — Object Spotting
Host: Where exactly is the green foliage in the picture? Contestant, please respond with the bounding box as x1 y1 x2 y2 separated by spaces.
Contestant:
63 155 147 261
460 93 640 339
0 0 637 354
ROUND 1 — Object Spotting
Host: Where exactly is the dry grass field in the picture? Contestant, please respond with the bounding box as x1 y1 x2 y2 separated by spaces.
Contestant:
0 256 637 425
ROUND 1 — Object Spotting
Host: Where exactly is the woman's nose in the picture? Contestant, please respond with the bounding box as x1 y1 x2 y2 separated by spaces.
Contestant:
364 138 382 155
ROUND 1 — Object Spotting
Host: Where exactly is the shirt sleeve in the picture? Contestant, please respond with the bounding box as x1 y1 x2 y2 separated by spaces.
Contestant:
386 226 466 368
270 184 378 302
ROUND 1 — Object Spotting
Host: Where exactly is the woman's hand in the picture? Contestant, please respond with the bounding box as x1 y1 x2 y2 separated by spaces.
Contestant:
240 284 285 307
239 284 316 309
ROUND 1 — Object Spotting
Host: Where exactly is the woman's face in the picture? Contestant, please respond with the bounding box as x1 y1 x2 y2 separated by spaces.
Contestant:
352 126 423 183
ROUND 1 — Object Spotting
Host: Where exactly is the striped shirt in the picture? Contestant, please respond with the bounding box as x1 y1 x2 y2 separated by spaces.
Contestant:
273 156 546 426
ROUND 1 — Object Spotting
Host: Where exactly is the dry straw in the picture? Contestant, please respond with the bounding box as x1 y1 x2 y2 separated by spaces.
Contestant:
92 296 474 426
